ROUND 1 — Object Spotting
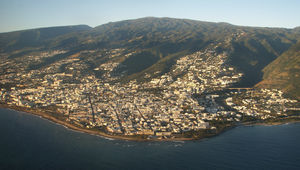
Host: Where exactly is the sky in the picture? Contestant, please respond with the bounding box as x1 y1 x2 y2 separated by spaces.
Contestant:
0 0 300 33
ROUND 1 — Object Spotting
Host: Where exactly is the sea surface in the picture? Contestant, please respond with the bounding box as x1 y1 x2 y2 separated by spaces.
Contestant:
1 108 300 170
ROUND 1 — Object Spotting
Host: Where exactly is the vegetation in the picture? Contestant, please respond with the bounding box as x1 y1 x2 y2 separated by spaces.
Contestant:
0 25 91 53
1 17 300 98
115 51 160 75
257 41 300 99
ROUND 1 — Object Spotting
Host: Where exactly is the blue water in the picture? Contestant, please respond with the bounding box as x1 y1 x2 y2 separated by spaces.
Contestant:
0 108 300 170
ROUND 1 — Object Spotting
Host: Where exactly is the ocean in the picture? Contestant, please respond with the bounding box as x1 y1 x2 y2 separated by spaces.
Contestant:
0 108 300 170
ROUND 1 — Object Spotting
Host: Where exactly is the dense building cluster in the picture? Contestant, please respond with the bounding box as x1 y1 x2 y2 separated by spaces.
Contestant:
230 89 298 119
0 44 299 139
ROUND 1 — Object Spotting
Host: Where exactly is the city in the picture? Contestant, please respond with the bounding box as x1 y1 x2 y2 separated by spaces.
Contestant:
1 43 299 140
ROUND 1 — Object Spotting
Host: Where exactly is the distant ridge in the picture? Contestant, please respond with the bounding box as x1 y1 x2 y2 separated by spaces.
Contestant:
0 25 91 34
0 25 91 52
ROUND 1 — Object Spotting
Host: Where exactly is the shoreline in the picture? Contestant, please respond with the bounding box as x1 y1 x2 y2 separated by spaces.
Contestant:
0 104 195 142
242 119 300 127
1 104 299 142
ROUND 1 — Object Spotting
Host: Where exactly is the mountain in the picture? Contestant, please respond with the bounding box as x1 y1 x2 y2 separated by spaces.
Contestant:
66 18 297 85
0 17 300 97
0 25 91 53
257 41 300 99
82 18 300 86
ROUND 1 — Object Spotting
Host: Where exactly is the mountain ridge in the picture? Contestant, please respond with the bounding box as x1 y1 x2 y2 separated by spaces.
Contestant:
0 17 299 98
0 25 91 53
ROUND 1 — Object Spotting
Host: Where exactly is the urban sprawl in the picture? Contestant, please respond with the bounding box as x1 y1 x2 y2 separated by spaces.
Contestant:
0 44 299 139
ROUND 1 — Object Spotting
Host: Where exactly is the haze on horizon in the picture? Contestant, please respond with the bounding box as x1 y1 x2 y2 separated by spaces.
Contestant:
1 0 300 33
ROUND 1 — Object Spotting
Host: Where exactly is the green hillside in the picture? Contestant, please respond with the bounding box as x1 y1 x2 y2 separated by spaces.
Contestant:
257 41 300 99
87 18 299 86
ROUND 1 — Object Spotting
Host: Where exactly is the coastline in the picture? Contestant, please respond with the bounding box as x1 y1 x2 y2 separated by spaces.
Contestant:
1 104 299 142
242 119 300 127
0 104 194 142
